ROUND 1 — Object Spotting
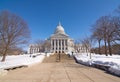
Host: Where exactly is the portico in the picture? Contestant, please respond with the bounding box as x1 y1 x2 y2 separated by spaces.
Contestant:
51 39 68 53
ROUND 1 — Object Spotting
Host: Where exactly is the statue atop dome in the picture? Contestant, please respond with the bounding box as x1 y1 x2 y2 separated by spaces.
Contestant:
58 21 61 26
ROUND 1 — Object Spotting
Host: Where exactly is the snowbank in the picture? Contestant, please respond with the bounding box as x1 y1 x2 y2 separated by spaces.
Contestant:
75 55 92 66
0 54 45 69
109 65 120 76
0 54 46 77
75 53 120 76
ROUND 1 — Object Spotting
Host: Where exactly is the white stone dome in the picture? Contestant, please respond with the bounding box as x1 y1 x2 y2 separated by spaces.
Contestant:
54 22 65 34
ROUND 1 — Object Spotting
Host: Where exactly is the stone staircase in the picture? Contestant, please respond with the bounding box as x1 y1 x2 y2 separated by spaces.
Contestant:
42 53 74 63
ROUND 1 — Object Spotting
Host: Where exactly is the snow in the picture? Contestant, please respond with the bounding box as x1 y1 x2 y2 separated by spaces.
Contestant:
0 53 46 69
75 53 120 76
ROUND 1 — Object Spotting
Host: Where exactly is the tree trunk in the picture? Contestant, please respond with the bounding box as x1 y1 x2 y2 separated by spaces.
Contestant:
104 39 108 56
108 40 112 56
1 47 8 62
86 48 88 56
89 48 92 59
1 54 6 62
1 51 7 62
98 39 101 55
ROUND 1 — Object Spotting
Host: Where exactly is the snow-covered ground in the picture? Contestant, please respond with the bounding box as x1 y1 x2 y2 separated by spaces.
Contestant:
75 53 120 76
0 53 53 76
0 53 47 69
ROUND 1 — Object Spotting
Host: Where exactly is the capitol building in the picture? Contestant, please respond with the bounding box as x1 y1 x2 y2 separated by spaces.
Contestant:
28 22 87 54
49 22 74 54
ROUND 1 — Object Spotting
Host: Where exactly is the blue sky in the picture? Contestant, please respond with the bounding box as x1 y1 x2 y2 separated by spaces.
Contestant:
0 0 120 43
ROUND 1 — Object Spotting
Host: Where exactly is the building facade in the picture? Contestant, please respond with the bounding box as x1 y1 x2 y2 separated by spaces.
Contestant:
28 22 88 54
28 44 42 54
49 22 74 54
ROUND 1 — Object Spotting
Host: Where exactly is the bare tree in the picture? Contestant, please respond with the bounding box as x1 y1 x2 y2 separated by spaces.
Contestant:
74 39 81 53
115 5 120 15
100 16 120 56
91 16 110 56
35 39 45 52
0 11 30 62
98 16 110 56
81 37 92 55
91 5 120 55
114 5 120 40
81 37 93 58
7 47 25 55
91 15 120 56
43 39 51 53
91 27 103 54
111 16 120 41
34 39 51 53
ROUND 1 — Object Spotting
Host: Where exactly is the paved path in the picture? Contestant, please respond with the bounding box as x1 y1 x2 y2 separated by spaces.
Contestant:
0 54 120 82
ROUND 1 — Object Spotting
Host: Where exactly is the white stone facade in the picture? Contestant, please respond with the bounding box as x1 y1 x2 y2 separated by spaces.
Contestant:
28 44 43 54
49 22 74 54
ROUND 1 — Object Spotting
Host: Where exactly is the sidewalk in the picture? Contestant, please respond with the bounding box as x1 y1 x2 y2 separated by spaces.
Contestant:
0 54 120 82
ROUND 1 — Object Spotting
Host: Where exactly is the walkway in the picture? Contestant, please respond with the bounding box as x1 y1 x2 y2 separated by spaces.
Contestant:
0 54 120 82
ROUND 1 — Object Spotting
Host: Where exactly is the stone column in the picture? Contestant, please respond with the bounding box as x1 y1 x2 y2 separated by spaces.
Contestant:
61 39 62 53
32 48 34 54
30 49 31 54
38 47 40 52
31 48 33 54
62 39 64 51
33 48 34 53
31 49 32 54
37 48 38 53
54 39 56 52
33 49 34 53
36 48 37 53
57 39 59 52
29 48 31 54
38 48 39 53
64 39 66 51
35 48 36 53
51 39 53 52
